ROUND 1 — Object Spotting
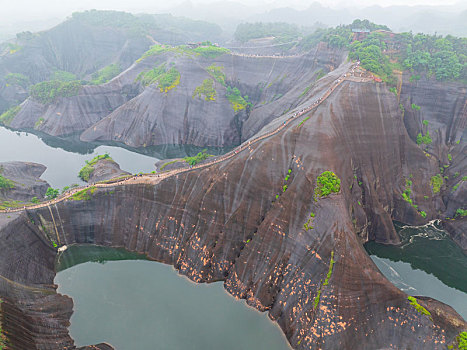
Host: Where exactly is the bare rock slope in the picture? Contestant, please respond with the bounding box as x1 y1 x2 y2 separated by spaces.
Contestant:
0 76 465 349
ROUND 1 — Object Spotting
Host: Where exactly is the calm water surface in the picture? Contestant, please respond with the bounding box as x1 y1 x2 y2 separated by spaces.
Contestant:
0 126 232 189
55 245 291 350
2 125 466 346
365 222 467 320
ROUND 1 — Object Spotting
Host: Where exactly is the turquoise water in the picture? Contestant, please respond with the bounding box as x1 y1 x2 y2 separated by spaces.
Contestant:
55 245 291 350
365 222 467 320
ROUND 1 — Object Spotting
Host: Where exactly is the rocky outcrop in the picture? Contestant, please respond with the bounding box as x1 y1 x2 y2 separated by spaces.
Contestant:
0 10 224 113
6 45 341 146
0 162 49 202
0 76 465 349
399 76 467 250
87 159 130 183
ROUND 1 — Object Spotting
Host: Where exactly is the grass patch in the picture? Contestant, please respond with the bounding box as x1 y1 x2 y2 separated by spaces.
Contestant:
136 64 180 92
226 86 250 113
193 45 230 58
90 63 121 84
0 105 21 126
78 154 113 181
193 79 216 101
0 174 14 190
34 117 44 129
206 64 226 86
71 186 97 201
29 80 81 104
407 296 431 319
0 200 23 210
430 174 443 194
298 116 310 126
159 160 180 171
136 44 171 62
313 251 335 309
5 72 29 88
456 208 467 217
299 86 311 98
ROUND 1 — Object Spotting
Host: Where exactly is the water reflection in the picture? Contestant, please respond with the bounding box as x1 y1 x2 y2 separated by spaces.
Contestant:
365 221 467 293
0 126 233 189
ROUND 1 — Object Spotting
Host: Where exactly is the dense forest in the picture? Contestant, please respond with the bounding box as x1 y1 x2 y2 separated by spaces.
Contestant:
299 19 467 84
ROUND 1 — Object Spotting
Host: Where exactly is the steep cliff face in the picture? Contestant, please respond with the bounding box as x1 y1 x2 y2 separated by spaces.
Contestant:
9 82 137 136
399 77 467 249
0 79 465 349
9 45 342 148
0 10 224 112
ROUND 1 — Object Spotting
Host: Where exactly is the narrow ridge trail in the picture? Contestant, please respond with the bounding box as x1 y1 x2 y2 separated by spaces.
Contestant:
1 62 364 214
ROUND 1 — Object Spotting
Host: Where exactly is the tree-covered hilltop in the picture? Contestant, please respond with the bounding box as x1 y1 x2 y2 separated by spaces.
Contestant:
234 22 301 43
297 19 467 84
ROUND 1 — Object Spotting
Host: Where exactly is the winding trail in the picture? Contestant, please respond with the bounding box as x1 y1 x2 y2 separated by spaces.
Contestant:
1 62 366 214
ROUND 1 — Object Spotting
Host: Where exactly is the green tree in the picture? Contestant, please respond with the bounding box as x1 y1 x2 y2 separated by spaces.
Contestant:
45 187 59 199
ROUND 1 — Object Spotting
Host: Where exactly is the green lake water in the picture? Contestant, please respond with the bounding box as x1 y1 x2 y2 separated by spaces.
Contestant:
365 221 467 320
55 245 291 350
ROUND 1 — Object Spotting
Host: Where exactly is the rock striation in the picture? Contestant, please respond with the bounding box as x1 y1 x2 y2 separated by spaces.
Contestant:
0 74 465 349
8 45 343 148
0 162 49 202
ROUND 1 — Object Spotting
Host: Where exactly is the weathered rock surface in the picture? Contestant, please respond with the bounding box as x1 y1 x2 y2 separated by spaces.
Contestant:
0 10 224 113
0 76 465 349
87 159 130 183
0 161 49 202
8 45 342 147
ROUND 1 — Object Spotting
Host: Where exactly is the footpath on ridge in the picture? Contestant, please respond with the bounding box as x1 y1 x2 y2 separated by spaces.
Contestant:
1 62 368 214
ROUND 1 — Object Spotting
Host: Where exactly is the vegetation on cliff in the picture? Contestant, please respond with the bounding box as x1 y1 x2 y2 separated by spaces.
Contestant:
407 296 432 319
184 150 211 166
193 79 217 101
29 80 81 104
71 186 97 201
296 19 467 83
136 64 181 92
448 331 467 350
4 73 30 88
313 251 336 309
206 64 226 85
0 105 20 126
430 174 444 194
137 42 229 63
226 86 251 112
90 64 121 84
78 154 113 182
0 174 14 189
51 70 77 82
314 171 341 198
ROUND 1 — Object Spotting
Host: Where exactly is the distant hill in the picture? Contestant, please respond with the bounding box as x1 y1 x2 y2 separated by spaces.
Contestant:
0 10 223 113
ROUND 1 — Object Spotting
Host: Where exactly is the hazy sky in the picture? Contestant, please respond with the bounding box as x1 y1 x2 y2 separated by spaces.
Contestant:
0 0 463 19
0 0 464 27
